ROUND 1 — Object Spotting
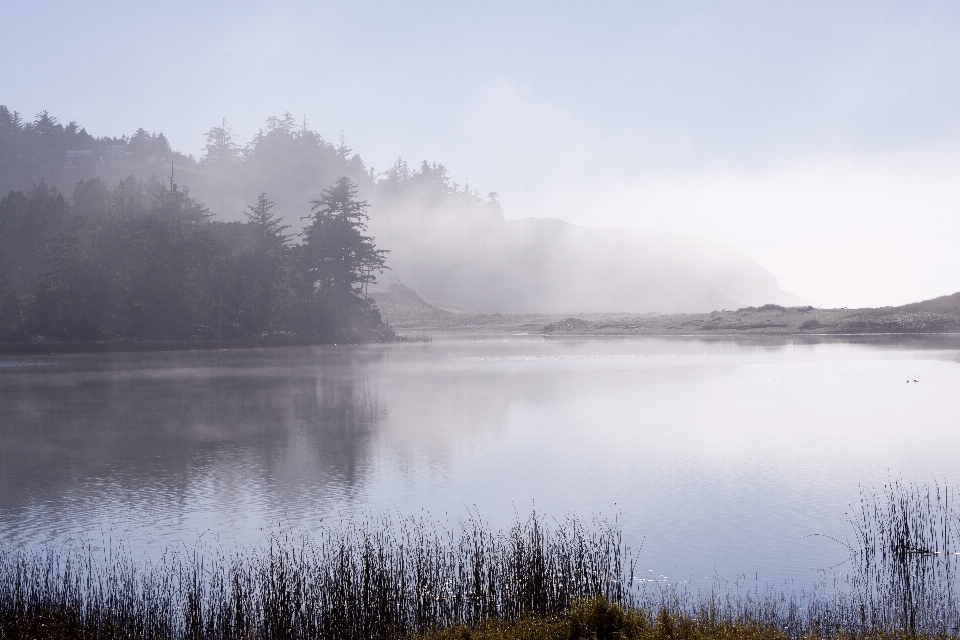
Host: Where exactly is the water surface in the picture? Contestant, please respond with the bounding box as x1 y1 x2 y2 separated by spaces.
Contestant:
2 333 959 588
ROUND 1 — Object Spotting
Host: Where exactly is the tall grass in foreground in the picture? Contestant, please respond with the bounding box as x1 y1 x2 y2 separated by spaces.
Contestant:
3 484 960 640
849 481 960 634
0 514 627 640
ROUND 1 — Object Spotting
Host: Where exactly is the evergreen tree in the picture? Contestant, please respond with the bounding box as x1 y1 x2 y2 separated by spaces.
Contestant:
0 181 70 294
35 179 115 340
242 193 290 334
0 108 414 346
200 119 240 168
299 177 387 335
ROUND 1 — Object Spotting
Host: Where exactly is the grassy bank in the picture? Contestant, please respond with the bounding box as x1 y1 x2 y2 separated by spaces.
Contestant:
3 483 959 640
417 599 952 640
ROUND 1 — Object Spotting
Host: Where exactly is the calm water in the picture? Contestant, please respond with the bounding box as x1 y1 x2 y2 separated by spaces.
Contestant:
2 333 960 588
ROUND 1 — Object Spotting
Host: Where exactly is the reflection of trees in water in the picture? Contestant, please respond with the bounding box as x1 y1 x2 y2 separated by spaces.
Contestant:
0 349 387 512
291 373 384 486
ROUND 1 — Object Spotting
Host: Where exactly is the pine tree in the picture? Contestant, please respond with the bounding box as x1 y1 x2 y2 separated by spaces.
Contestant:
200 118 240 168
242 193 290 334
299 177 387 334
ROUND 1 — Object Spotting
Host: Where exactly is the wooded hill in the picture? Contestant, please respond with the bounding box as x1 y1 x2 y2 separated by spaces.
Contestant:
0 123 390 345
1 107 803 331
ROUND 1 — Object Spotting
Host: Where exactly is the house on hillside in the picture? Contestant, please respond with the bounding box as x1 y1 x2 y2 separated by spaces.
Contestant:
103 146 132 166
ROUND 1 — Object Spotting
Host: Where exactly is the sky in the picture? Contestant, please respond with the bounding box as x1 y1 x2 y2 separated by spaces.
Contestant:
2 0 960 307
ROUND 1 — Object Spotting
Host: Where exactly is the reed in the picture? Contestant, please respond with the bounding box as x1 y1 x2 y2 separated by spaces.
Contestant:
848 481 959 634
4 484 960 640
0 513 628 640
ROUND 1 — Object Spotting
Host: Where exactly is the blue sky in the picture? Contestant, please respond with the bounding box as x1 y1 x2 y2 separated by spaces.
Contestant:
3 0 960 306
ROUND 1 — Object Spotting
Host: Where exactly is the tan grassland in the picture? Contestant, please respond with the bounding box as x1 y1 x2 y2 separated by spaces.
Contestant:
371 286 960 337
416 599 942 640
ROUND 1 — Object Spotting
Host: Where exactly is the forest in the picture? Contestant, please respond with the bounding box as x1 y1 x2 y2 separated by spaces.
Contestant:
0 107 412 346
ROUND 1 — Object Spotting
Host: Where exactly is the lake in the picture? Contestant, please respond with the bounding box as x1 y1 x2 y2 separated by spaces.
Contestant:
2 333 959 590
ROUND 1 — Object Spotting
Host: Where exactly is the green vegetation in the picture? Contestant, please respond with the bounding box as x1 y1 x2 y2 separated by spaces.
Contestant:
416 600 666 640
417 600 960 640
417 601 840 640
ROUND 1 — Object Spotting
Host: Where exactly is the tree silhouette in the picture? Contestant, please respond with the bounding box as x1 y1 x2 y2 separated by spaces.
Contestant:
242 193 290 334
298 177 387 335
200 119 240 168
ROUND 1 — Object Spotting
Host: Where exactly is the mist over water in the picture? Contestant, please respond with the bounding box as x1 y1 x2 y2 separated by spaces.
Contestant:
5 8 960 633
3 335 959 588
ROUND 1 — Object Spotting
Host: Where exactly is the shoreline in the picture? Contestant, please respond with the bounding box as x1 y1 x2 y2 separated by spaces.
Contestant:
0 333 398 356
6 304 960 356
371 287 960 337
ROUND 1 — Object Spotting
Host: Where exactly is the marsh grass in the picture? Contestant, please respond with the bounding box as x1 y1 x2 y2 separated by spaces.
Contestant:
849 481 960 634
4 484 960 640
416 598 958 640
0 514 628 640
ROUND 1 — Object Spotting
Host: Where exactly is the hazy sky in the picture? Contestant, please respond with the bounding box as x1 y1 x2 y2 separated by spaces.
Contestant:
3 0 960 307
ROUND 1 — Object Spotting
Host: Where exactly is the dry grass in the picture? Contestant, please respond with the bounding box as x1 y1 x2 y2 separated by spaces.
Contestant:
418 599 958 640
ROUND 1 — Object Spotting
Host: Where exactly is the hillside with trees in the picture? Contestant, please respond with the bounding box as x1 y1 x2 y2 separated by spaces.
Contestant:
0 168 389 348
0 106 802 330
0 106 195 197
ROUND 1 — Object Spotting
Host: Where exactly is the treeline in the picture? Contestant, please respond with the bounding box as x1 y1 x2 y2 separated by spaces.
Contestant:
0 105 510 346
0 107 194 196
0 173 389 345
197 113 504 222
0 106 503 221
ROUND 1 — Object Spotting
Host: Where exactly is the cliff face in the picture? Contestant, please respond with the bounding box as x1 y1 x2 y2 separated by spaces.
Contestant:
368 212 803 315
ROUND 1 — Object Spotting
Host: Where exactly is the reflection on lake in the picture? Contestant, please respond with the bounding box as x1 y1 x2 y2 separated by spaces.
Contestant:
2 334 960 587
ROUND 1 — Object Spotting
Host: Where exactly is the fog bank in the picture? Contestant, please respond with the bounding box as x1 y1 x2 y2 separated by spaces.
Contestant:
370 211 800 315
